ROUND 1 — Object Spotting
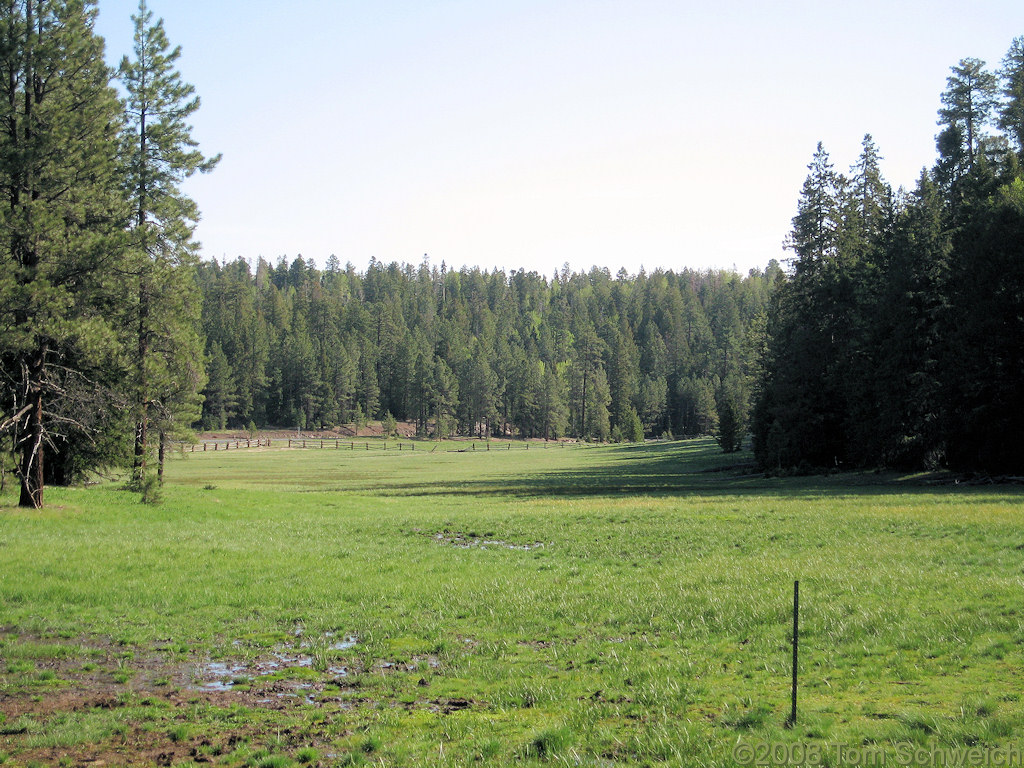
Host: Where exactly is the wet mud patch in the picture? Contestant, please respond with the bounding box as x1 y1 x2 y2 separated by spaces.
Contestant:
422 529 546 551
196 634 359 692
1 629 460 767
428 696 476 714
0 631 464 768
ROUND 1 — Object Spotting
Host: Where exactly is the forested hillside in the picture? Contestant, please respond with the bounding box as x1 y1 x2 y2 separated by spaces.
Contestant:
754 42 1024 474
196 258 778 447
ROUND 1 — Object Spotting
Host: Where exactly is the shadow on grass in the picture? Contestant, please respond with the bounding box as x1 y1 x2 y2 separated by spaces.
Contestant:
342 439 1021 500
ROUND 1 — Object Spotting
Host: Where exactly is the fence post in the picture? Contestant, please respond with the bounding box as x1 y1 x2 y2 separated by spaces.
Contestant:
366 442 369 451
789 580 799 727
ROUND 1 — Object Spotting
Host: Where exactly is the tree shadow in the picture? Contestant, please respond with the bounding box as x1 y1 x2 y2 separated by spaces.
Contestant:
343 439 1021 500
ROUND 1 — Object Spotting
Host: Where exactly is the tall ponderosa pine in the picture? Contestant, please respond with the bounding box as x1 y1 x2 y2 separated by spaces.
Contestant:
0 0 126 507
119 0 218 486
936 58 999 187
1001 37 1024 157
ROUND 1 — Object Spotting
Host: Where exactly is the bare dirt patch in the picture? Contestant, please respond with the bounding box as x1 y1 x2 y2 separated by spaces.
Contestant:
410 528 547 551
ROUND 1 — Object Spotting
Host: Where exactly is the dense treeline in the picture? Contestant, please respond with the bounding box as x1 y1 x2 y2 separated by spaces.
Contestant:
196 258 778 447
0 0 215 506
754 42 1024 474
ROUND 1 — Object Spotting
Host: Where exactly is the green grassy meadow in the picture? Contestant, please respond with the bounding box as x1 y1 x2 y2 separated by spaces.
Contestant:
1 439 1023 766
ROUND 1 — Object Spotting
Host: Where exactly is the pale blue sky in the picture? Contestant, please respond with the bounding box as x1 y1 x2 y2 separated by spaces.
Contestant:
94 1 1024 277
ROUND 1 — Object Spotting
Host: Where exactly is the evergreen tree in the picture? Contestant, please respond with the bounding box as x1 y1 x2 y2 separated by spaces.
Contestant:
430 357 459 439
1000 37 1024 157
677 376 718 436
119 0 219 486
715 374 747 453
786 143 844 264
755 143 851 468
202 341 236 429
608 320 640 438
0 0 126 507
936 58 999 188
843 134 892 257
869 171 951 467
569 327 608 440
943 177 1024 471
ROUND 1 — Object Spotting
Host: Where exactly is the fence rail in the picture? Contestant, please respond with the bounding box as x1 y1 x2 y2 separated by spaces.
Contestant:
282 438 568 452
184 437 580 453
186 438 272 452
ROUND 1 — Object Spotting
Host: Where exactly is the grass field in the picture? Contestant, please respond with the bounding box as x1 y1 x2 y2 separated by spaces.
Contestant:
1 439 1023 766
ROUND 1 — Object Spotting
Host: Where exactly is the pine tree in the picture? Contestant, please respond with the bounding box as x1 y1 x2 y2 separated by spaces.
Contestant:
843 134 892 257
202 341 237 430
715 374 747 453
754 143 851 469
608 320 640 438
569 327 607 440
786 143 843 267
1001 37 1024 157
936 58 999 188
0 0 126 507
869 171 950 467
119 0 219 487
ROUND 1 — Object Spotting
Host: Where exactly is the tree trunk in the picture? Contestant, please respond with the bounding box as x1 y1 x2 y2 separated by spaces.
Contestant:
18 347 45 509
133 101 149 485
133 280 150 484
157 431 165 485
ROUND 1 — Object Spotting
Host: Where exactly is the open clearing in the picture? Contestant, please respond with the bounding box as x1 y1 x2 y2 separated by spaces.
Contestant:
1 439 1023 766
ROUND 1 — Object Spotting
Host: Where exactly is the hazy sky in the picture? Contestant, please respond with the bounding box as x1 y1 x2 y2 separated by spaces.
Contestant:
94 1 1024 277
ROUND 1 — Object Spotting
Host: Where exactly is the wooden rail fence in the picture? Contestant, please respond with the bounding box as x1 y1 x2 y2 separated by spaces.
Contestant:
281 439 565 451
187 438 272 452
186 437 576 453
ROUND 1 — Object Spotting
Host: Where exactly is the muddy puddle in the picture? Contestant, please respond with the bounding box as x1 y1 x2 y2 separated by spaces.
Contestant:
429 531 546 551
195 635 358 693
